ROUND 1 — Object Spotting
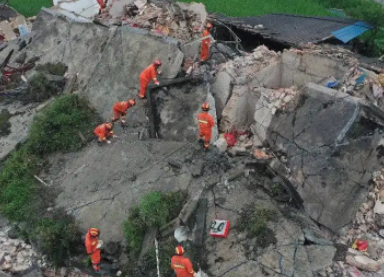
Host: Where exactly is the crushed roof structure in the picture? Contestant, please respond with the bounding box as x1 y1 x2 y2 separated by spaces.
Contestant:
210 13 372 45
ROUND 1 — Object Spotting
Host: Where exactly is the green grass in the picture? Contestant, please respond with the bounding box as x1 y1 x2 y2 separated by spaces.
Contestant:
9 0 52 17
27 94 98 156
0 94 97 266
123 192 186 256
178 0 332 17
238 204 277 237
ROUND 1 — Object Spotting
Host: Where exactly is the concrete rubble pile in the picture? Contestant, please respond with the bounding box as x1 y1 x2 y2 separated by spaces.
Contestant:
0 7 32 42
298 43 359 65
328 167 384 276
0 228 36 273
298 43 384 111
102 0 207 43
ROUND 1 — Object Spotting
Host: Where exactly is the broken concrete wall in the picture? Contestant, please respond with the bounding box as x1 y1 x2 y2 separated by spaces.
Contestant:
156 82 217 143
210 71 232 119
220 85 259 132
266 83 384 232
281 51 349 88
206 91 218 143
250 61 282 88
213 46 281 132
0 102 37 160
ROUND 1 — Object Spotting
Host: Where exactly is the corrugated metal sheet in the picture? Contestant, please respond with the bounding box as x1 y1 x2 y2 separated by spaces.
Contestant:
332 21 372 43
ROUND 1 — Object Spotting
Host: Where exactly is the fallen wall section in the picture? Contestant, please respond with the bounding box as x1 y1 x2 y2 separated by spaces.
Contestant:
267 83 384 232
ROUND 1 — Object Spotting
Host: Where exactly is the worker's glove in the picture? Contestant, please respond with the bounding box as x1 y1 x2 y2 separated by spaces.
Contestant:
106 140 111 144
121 120 126 124
155 82 160 86
157 70 162 75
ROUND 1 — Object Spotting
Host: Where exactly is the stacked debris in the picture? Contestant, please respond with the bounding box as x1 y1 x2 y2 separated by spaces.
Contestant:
0 229 36 273
329 168 384 276
297 43 359 65
0 14 32 42
102 0 207 43
220 45 280 82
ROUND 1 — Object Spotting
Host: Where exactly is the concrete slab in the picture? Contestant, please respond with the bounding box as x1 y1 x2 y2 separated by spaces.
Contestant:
50 136 193 244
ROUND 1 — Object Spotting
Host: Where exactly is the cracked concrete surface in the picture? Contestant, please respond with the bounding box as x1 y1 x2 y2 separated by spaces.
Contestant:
267 83 384 232
26 10 183 121
44 127 194 243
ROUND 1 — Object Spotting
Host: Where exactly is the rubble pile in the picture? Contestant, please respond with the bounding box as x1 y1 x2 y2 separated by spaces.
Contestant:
0 14 32 42
101 0 207 43
221 46 280 82
0 229 36 273
330 169 384 275
297 43 359 65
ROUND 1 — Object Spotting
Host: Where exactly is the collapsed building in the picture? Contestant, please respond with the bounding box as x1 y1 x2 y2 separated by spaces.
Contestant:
1 0 384 276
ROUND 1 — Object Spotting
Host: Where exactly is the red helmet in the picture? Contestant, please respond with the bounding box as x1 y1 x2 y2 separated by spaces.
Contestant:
202 102 210 111
206 23 213 29
154 59 162 66
175 245 184 255
88 228 100 237
128 98 136 106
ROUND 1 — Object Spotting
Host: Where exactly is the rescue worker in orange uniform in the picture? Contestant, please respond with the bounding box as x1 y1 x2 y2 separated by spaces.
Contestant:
171 245 196 277
94 122 114 144
138 59 162 99
111 98 136 123
97 0 106 14
85 228 102 272
197 102 215 150
200 23 213 62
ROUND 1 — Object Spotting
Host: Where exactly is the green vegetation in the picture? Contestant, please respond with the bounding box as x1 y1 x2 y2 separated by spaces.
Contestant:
239 204 277 237
0 94 98 266
239 204 277 248
178 0 331 17
20 63 68 103
28 94 98 155
0 109 11 137
123 191 186 256
36 62 68 76
9 0 52 17
140 237 178 277
319 0 384 56
31 216 81 266
20 73 62 103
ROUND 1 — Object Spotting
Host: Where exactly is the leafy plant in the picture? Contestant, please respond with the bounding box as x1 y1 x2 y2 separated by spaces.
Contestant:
20 73 63 103
32 216 81 267
139 192 170 228
0 95 97 266
27 94 98 156
0 109 11 137
123 206 147 256
36 62 68 76
122 192 186 262
239 204 277 237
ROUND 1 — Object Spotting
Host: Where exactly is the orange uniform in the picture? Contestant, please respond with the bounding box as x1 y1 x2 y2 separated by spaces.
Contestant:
139 64 159 99
200 29 211 62
112 101 132 121
94 123 114 142
171 255 195 277
197 111 214 149
85 229 101 271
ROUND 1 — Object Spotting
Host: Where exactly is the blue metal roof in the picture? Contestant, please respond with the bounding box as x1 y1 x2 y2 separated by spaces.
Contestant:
332 21 373 43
